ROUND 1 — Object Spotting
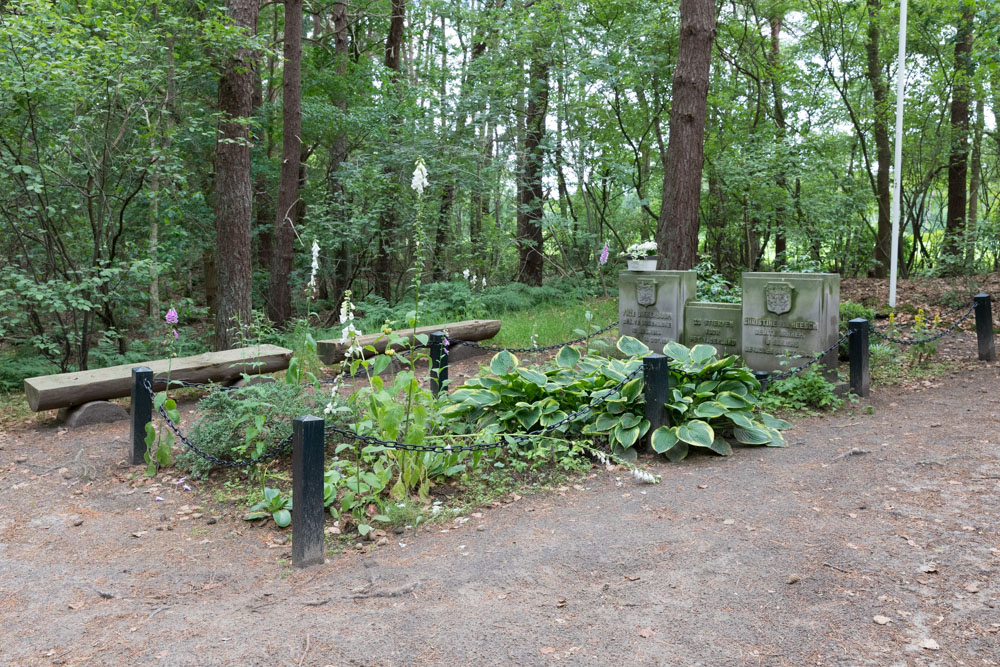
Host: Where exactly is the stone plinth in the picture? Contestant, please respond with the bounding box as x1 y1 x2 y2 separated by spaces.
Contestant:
619 271 697 353
741 272 840 372
683 302 742 357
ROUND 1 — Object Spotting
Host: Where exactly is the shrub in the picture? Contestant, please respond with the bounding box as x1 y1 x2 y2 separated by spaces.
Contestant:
177 381 313 476
760 366 843 413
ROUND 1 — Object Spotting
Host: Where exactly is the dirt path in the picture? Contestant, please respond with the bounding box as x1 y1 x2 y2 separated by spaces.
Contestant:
2 360 1000 666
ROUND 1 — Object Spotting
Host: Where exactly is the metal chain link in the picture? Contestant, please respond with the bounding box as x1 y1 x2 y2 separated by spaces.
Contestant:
764 331 853 383
324 365 643 453
144 378 292 468
453 320 620 354
871 301 975 346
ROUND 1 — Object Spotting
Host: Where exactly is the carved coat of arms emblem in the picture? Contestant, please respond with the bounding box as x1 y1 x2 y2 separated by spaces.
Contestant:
765 282 793 315
636 280 657 307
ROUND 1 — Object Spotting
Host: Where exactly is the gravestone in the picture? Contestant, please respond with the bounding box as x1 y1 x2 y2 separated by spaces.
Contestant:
741 272 840 372
683 302 742 357
619 270 697 352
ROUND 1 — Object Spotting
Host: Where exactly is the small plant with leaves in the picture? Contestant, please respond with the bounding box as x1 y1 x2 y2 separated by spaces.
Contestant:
144 307 180 476
244 487 293 528
907 308 939 364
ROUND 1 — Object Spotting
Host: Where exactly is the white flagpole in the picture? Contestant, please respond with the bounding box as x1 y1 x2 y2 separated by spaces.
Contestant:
888 0 908 307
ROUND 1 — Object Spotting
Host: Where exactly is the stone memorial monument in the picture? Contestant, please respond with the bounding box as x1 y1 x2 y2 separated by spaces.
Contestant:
740 272 840 372
683 302 742 357
619 270 697 352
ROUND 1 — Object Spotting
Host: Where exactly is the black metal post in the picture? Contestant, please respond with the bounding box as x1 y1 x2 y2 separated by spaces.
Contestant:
429 331 449 397
753 370 770 394
642 353 671 453
292 415 325 568
974 294 995 362
130 366 153 465
848 319 870 397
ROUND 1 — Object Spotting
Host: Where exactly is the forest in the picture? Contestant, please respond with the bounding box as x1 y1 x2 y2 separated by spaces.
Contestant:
1 0 999 377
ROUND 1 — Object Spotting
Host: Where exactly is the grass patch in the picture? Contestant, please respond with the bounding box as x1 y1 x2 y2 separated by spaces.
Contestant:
489 297 618 349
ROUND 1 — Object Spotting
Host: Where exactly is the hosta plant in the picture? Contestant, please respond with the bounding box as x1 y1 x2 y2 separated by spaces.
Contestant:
648 341 791 461
244 487 293 528
443 338 648 460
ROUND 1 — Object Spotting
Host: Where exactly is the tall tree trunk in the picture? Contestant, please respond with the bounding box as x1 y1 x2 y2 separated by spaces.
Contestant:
655 0 716 270
267 0 304 325
864 0 892 278
769 14 787 268
967 97 984 267
942 1 973 270
516 51 548 286
373 0 406 301
213 0 259 350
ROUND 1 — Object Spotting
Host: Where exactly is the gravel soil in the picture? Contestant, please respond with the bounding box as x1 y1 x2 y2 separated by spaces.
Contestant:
2 349 1000 665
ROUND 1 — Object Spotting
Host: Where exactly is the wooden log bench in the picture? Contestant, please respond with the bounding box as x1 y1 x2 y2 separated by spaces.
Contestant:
23 344 293 412
317 319 501 365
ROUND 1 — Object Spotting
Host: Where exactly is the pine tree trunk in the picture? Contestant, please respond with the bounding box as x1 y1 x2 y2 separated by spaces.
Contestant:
516 52 548 286
214 0 258 350
267 0 304 325
655 0 716 270
865 0 892 278
943 2 973 271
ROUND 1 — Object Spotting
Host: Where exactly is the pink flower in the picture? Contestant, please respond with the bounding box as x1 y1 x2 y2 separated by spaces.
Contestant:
165 308 178 324
599 243 609 266
172 330 179 339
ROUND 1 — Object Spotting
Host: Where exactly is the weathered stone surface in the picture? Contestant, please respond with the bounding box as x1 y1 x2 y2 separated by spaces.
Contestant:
683 302 742 357
619 271 697 352
57 401 129 427
740 272 840 372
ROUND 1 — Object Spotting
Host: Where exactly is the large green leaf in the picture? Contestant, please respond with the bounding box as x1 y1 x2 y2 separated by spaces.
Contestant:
689 344 717 364
490 350 519 375
650 426 678 453
693 402 726 418
611 442 638 462
617 425 640 448
619 377 643 401
516 367 548 387
676 420 715 448
593 413 620 431
617 336 651 358
717 380 749 396
665 441 689 462
763 426 787 447
619 412 642 429
370 354 391 376
272 509 291 528
733 425 772 445
717 391 752 409
662 340 690 362
708 436 733 456
515 405 541 430
727 411 755 429
555 345 581 368
760 413 793 430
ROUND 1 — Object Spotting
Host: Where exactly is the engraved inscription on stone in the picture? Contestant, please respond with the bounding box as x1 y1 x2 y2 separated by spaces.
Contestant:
683 302 741 357
619 270 697 351
741 273 839 373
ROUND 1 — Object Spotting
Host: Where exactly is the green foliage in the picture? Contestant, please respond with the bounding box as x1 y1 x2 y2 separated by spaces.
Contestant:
178 381 311 476
649 342 789 461
694 257 741 303
839 301 876 357
760 367 844 413
244 487 293 528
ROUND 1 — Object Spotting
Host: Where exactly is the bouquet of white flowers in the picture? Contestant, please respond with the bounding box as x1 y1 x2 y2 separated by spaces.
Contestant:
620 241 657 260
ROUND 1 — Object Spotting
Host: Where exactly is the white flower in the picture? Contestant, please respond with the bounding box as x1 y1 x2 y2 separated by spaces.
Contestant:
339 290 355 324
307 240 320 296
323 402 335 415
411 159 429 195
481 276 486 288
621 240 658 260
462 268 470 280
470 273 477 287
631 468 660 484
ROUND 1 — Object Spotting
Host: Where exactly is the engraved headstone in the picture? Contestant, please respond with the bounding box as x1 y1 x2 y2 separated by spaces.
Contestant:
619 270 697 351
741 272 840 372
683 302 742 357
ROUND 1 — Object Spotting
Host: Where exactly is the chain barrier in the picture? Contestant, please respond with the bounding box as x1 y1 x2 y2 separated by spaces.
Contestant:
143 378 292 468
453 320 619 354
324 365 643 453
871 301 976 346
763 331 852 383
